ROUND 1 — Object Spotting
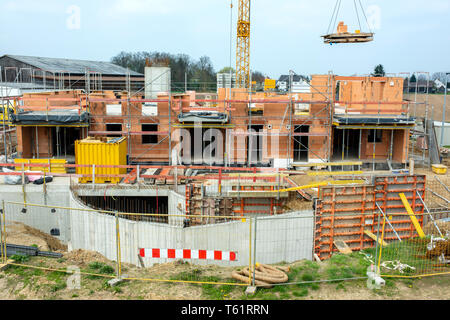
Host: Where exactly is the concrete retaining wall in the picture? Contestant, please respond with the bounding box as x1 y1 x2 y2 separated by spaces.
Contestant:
0 178 71 242
69 191 313 267
0 177 314 267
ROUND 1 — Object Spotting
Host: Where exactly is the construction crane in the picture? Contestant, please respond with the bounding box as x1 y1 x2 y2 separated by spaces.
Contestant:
234 0 372 88
236 0 251 89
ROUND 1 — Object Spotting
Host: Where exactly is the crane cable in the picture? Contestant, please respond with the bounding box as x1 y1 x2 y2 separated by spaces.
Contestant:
327 0 342 35
358 0 373 34
327 0 373 35
354 0 362 32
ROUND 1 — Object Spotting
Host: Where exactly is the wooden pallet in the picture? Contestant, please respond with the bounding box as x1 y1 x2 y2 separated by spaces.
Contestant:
322 32 374 44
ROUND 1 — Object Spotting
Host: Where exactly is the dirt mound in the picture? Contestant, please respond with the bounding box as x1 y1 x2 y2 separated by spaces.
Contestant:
23 225 67 251
426 239 450 259
283 197 312 211
64 249 110 266
423 220 450 237
5 221 67 252
408 94 450 123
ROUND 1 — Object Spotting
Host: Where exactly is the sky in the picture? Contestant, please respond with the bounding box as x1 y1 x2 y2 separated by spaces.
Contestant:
1 0 449 78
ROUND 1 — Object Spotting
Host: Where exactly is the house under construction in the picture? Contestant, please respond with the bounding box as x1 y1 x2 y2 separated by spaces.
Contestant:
5 69 416 168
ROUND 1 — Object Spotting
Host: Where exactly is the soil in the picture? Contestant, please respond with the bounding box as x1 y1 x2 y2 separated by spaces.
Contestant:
0 165 448 300
5 221 67 252
283 197 313 211
0 253 448 300
63 249 110 266
423 221 450 237
306 276 450 300
406 93 450 122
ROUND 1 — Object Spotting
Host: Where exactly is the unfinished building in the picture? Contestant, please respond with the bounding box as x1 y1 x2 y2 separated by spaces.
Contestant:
9 71 413 168
0 54 144 92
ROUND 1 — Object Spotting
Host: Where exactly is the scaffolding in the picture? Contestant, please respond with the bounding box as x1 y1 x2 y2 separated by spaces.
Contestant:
0 68 439 174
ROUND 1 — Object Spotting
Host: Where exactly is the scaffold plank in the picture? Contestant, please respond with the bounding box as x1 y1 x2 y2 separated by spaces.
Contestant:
292 161 362 167
307 171 363 176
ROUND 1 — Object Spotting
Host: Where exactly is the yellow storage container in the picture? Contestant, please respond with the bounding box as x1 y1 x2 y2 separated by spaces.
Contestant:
432 164 447 175
14 158 67 174
0 104 15 125
264 79 276 91
75 137 127 184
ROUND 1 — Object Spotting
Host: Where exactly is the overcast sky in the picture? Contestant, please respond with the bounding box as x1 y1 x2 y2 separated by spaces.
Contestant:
1 0 449 78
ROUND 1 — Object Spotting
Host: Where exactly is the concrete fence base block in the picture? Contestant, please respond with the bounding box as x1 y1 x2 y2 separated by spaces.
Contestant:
367 271 385 290
108 275 128 287
0 259 13 271
245 286 257 296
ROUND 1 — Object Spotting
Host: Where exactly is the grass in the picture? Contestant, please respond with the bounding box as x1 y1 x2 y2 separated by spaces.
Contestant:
244 252 377 299
10 254 30 264
84 262 116 279
50 281 67 292
292 288 308 297
1 245 446 300
169 268 239 300
46 271 65 282
376 238 433 276
4 257 122 297
4 259 69 294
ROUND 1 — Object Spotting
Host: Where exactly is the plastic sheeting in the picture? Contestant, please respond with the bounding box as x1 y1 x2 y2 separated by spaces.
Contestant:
2 167 27 185
10 111 89 125
178 112 228 123
334 115 416 125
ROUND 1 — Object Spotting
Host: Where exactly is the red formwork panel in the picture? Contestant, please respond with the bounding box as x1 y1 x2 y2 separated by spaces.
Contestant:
373 175 426 242
314 175 426 260
314 185 376 260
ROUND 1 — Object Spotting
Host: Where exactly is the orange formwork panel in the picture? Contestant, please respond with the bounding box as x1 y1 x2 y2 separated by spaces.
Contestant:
313 175 427 260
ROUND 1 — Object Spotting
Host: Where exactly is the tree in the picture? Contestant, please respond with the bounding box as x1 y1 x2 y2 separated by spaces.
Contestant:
432 72 448 84
111 51 148 73
251 71 265 83
111 51 217 92
372 64 385 77
409 74 417 82
186 56 216 92
218 67 235 74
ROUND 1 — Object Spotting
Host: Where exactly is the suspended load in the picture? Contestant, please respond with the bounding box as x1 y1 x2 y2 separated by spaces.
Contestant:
322 0 374 44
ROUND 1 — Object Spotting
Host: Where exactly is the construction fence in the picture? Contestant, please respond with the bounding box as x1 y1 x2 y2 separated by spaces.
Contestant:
0 198 448 291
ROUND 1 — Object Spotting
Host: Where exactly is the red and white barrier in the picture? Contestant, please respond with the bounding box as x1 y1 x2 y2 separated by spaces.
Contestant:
139 248 237 261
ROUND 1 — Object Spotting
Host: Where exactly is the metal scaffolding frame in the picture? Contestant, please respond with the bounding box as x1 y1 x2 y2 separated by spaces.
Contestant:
1 68 441 172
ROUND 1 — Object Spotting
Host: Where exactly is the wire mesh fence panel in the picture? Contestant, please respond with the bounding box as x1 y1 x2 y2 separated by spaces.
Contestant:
0 200 251 287
251 212 315 287
422 179 450 233
254 213 315 265
425 178 450 219
0 203 6 264
2 201 120 283
376 212 450 278
1 196 447 293
249 212 376 289
129 212 251 286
